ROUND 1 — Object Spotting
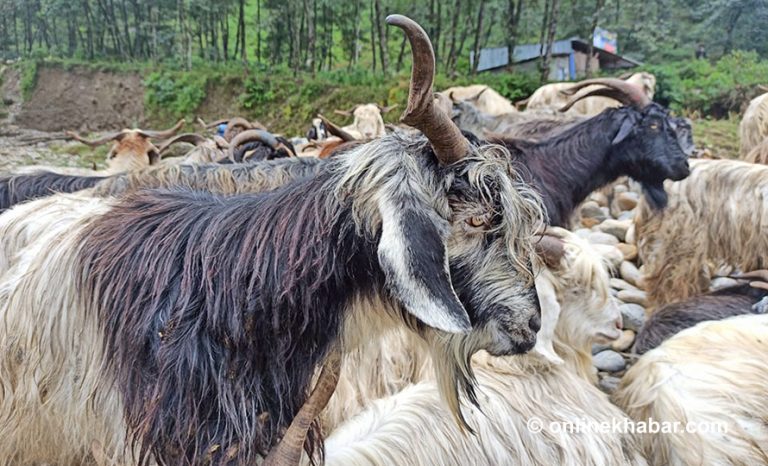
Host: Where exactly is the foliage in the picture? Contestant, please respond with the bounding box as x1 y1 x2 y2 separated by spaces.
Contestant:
144 71 207 118
17 61 38 101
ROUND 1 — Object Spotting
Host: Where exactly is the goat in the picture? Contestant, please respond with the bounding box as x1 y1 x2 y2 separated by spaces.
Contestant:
739 91 768 157
199 116 267 141
490 78 692 227
320 228 644 466
636 158 768 307
306 117 329 141
439 84 519 116
523 73 656 116
744 136 768 164
633 280 768 354
333 103 395 139
613 313 768 466
0 15 545 466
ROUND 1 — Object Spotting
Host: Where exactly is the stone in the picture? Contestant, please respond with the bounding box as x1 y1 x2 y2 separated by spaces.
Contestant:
599 375 622 394
617 191 640 211
580 201 604 219
619 303 646 332
625 224 636 245
592 342 611 355
593 245 624 269
620 261 642 287
589 191 609 207
613 184 628 195
573 228 591 239
618 288 649 307
710 277 740 291
616 243 638 261
610 278 637 291
589 231 620 246
598 219 631 242
581 217 602 228
593 350 626 372
617 211 635 221
611 330 636 352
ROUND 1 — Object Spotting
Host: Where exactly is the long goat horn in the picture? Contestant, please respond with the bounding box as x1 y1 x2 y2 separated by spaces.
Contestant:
157 133 208 155
262 348 341 466
730 270 768 283
136 119 186 139
318 114 357 142
228 129 280 159
66 130 125 147
559 78 650 112
386 14 469 165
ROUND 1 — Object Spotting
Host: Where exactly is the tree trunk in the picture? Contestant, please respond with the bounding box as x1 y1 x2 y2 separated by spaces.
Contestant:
370 0 377 72
470 0 486 74
585 0 604 78
305 0 316 72
540 0 561 83
445 0 462 73
373 0 388 74
506 0 524 68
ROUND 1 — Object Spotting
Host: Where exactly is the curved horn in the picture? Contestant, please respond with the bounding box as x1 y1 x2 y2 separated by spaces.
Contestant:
213 135 230 149
136 119 185 139
730 270 768 282
203 118 231 129
559 78 650 112
66 130 125 147
376 104 399 113
262 349 341 466
334 107 356 117
228 129 279 158
224 117 254 140
535 234 566 269
157 133 208 155
386 14 469 165
318 114 357 142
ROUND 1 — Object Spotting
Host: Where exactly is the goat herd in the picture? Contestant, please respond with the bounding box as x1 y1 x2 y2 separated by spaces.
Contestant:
0 14 766 466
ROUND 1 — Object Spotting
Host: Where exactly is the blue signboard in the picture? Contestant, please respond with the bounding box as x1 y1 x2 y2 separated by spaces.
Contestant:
594 27 617 53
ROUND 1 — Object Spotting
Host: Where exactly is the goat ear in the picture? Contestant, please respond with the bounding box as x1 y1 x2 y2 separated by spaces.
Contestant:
612 118 636 145
531 274 564 365
377 198 472 334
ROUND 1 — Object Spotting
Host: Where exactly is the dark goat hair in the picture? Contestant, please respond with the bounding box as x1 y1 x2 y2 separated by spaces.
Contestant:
491 103 691 226
0 171 106 212
633 283 768 354
92 157 324 197
228 136 297 163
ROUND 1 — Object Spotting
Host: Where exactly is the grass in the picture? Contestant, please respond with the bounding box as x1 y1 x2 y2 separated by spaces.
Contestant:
692 116 740 158
48 141 110 169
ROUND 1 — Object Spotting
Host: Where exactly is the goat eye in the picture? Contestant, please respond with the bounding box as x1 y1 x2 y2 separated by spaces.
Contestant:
467 216 486 228
649 123 659 131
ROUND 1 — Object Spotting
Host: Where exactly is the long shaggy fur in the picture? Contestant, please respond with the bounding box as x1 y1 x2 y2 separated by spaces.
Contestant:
0 171 106 212
320 229 642 466
739 92 768 157
51 134 542 465
613 313 768 466
744 136 768 165
637 158 768 307
633 283 767 354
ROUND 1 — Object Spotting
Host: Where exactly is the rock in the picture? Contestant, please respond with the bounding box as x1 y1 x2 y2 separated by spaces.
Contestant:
619 303 646 332
618 288 649 307
581 217 602 228
620 261 642 287
617 191 640 211
610 288 619 298
588 231 620 246
613 184 628 195
593 350 626 372
709 277 739 291
617 211 635 221
592 342 611 355
610 278 637 291
625 224 636 245
616 243 638 261
599 375 622 394
611 330 636 352
593 244 624 269
573 228 591 239
589 191 609 207
597 219 631 242
581 201 604 219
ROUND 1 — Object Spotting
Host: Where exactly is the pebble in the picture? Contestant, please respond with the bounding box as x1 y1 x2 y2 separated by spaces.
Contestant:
581 217 602 228
617 211 635 221
610 278 636 291
593 350 626 372
588 231 619 246
616 243 638 261
589 192 609 207
599 375 622 394
573 228 591 239
613 184 628 195
598 219 631 242
618 288 648 307
617 191 640 211
625 224 636 245
619 261 642 287
592 342 611 355
611 330 636 352
581 201 604 218
619 303 647 331
709 277 739 291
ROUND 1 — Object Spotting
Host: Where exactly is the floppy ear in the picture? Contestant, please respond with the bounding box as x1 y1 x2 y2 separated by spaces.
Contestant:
377 196 472 334
531 274 564 365
612 117 636 145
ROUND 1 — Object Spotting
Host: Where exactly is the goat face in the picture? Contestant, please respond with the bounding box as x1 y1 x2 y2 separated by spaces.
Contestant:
307 118 328 141
612 104 691 209
106 132 160 171
352 104 386 139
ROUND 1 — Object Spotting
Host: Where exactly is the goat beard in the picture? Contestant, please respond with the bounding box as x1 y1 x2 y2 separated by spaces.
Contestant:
642 181 669 211
424 329 482 434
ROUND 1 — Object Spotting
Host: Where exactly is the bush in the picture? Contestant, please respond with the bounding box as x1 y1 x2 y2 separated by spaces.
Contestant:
144 71 207 118
18 60 38 101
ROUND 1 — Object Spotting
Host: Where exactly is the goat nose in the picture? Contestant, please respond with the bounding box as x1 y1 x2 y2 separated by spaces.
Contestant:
528 313 541 333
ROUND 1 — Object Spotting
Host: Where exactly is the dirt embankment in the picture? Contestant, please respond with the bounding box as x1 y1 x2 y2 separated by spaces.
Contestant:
12 66 146 132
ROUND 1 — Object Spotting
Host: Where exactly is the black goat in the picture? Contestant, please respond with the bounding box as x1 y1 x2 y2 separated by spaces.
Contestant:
489 78 693 227
73 16 544 465
633 282 768 354
0 171 106 212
